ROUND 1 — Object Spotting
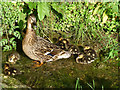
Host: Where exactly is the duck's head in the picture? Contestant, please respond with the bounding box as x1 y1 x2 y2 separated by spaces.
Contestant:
27 14 36 30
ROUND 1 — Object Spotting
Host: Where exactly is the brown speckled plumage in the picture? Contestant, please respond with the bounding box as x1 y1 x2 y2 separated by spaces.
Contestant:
22 14 71 64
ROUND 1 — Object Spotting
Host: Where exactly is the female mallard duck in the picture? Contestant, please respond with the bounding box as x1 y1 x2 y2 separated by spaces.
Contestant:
22 14 71 67
76 53 95 64
4 63 21 76
8 52 20 64
84 45 97 59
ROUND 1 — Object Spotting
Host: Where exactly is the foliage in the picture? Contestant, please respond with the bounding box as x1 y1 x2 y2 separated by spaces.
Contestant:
0 2 119 61
50 2 119 61
26 2 50 21
0 2 22 51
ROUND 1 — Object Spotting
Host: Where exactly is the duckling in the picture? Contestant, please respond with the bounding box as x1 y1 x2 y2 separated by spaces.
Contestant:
57 37 80 54
68 45 80 55
56 36 69 50
22 14 71 68
4 63 21 76
8 52 20 64
76 53 95 64
84 45 97 59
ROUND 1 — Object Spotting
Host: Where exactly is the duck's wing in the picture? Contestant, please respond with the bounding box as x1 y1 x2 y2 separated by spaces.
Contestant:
35 36 62 56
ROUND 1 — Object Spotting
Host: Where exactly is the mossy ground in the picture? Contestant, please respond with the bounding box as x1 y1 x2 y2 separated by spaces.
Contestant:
2 49 118 88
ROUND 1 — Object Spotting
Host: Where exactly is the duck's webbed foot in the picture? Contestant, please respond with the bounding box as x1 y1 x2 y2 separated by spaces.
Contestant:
32 60 43 68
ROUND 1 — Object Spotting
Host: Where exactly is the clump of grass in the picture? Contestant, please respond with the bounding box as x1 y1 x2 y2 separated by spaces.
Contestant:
75 78 82 90
75 78 104 89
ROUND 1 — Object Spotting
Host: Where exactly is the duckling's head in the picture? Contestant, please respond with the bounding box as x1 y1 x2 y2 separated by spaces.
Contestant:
4 63 10 70
84 45 90 50
8 54 16 63
8 53 20 64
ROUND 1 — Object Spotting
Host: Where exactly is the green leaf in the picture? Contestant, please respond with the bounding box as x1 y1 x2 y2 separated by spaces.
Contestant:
10 37 15 44
37 2 50 21
8 30 12 35
51 3 64 14
109 3 118 13
0 39 8 46
18 12 26 22
28 2 37 10
3 45 12 51
13 31 21 39
12 41 16 50
112 4 118 13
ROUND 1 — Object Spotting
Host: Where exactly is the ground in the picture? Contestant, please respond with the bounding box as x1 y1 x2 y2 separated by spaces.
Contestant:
2 50 118 88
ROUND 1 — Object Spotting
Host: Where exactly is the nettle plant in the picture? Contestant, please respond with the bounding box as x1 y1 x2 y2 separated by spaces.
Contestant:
0 2 22 51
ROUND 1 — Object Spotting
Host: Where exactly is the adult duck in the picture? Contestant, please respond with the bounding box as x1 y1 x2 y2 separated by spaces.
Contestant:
22 14 71 67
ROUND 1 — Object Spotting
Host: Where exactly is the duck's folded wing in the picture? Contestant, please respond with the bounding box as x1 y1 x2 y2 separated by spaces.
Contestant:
33 49 53 61
35 36 61 56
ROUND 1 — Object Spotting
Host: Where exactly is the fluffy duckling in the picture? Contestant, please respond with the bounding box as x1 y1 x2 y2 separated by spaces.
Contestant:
76 53 95 64
57 37 80 54
8 52 20 64
4 63 21 76
84 45 97 59
56 36 69 50
68 45 80 55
